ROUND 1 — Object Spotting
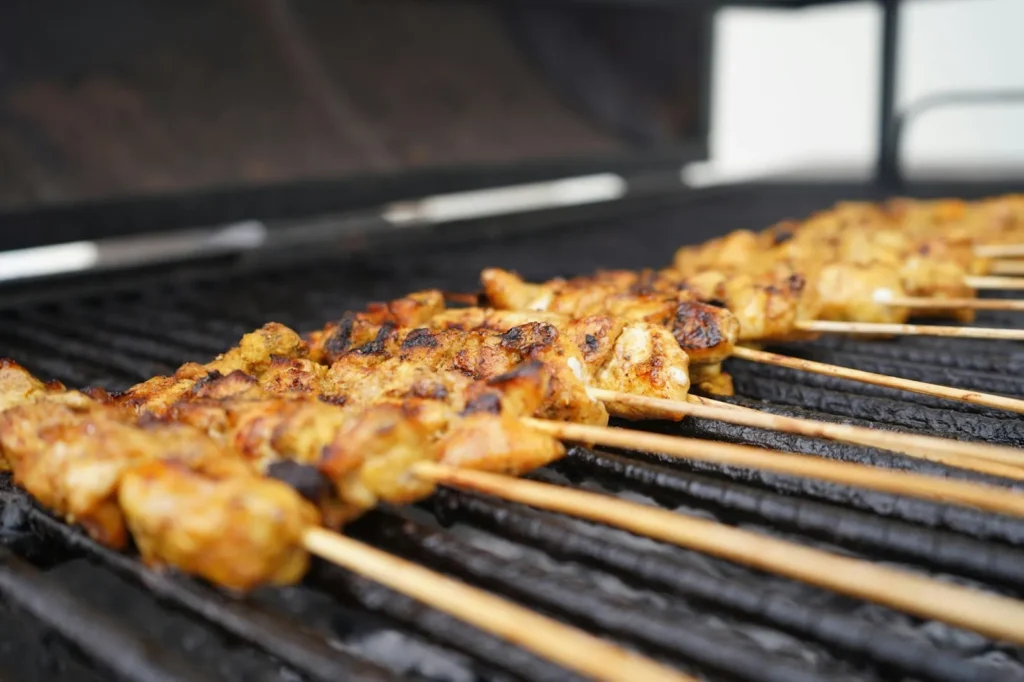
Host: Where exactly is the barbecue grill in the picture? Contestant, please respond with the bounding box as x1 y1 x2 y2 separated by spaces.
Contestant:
1 2 1023 681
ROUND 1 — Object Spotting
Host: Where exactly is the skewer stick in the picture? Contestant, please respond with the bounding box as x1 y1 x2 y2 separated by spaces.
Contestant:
975 244 1024 258
876 295 1024 312
794 320 1024 341
731 345 1024 415
301 529 691 682
963 275 1024 291
683 393 1024 472
989 260 1024 276
521 418 1024 516
590 388 1024 476
412 462 1024 646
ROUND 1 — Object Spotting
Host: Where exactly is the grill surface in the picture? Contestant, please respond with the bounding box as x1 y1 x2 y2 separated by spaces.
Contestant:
2 183 1024 681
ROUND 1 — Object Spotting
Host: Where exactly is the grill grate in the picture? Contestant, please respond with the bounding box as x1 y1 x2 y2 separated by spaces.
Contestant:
2 185 1024 681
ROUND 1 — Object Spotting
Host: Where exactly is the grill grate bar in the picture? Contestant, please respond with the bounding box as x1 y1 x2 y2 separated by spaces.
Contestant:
555 447 1024 558
359 510 865 682
312 560 580 682
806 334 1022 375
428 487 992 682
729 360 1024 438
4 483 401 682
0 547 215 682
0 318 170 383
16 310 196 369
770 345 1024 400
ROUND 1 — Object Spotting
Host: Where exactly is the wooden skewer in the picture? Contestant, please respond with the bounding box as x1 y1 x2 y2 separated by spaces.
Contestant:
412 462 1024 646
876 295 1024 312
519 418 1024 517
794 320 1024 341
963 275 1024 291
975 244 1024 258
302 529 692 682
589 388 1024 476
989 260 1024 276
732 345 1024 415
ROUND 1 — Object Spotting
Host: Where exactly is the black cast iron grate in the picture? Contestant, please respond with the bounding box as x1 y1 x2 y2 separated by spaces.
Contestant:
1 184 1024 681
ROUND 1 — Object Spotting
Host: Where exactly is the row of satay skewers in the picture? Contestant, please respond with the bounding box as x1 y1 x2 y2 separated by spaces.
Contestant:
5 195 1024 681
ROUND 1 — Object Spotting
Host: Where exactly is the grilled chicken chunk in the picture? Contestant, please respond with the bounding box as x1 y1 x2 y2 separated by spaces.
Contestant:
147 350 565 521
308 290 446 365
120 459 317 590
481 268 738 365
0 365 319 591
669 195 1024 326
429 308 692 415
118 323 307 415
320 322 609 426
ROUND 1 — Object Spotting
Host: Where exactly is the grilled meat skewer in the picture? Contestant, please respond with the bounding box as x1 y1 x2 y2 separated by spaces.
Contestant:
0 360 319 588
1 358 566 586
0 362 681 681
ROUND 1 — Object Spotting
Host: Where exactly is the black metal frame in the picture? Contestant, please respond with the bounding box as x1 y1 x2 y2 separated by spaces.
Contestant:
875 0 1024 186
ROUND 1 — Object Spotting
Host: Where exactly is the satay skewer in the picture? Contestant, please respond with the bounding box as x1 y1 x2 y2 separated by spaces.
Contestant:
111 351 1024 644
731 346 1024 414
523 414 1024 515
301 300 1024 474
793 320 1024 341
964 275 1024 291
872 294 1024 312
589 388 1024 476
987 260 1024 276
475 269 1024 408
0 365 687 682
412 462 1024 647
975 244 1024 258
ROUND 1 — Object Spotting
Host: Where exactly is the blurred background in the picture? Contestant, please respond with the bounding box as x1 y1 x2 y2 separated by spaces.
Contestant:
707 0 1024 182
2 0 1020 216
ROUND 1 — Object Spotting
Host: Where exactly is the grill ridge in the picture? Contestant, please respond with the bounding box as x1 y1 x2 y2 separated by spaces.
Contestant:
730 361 1024 439
560 447 1024 586
771 346 1024 400
0 548 216 682
807 334 1022 375
2 479 401 682
358 510 840 682
557 448 1024 548
314 563 579 682
429 488 996 682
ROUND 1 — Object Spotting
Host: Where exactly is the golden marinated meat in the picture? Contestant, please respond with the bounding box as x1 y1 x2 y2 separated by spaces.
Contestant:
436 412 565 476
118 323 307 415
157 354 561 523
308 290 446 364
429 308 692 414
319 323 609 426
120 459 318 590
666 196 1024 322
683 263 821 342
1 359 566 591
316 401 448 522
815 262 909 325
0 358 65 411
0 397 254 550
481 268 738 365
